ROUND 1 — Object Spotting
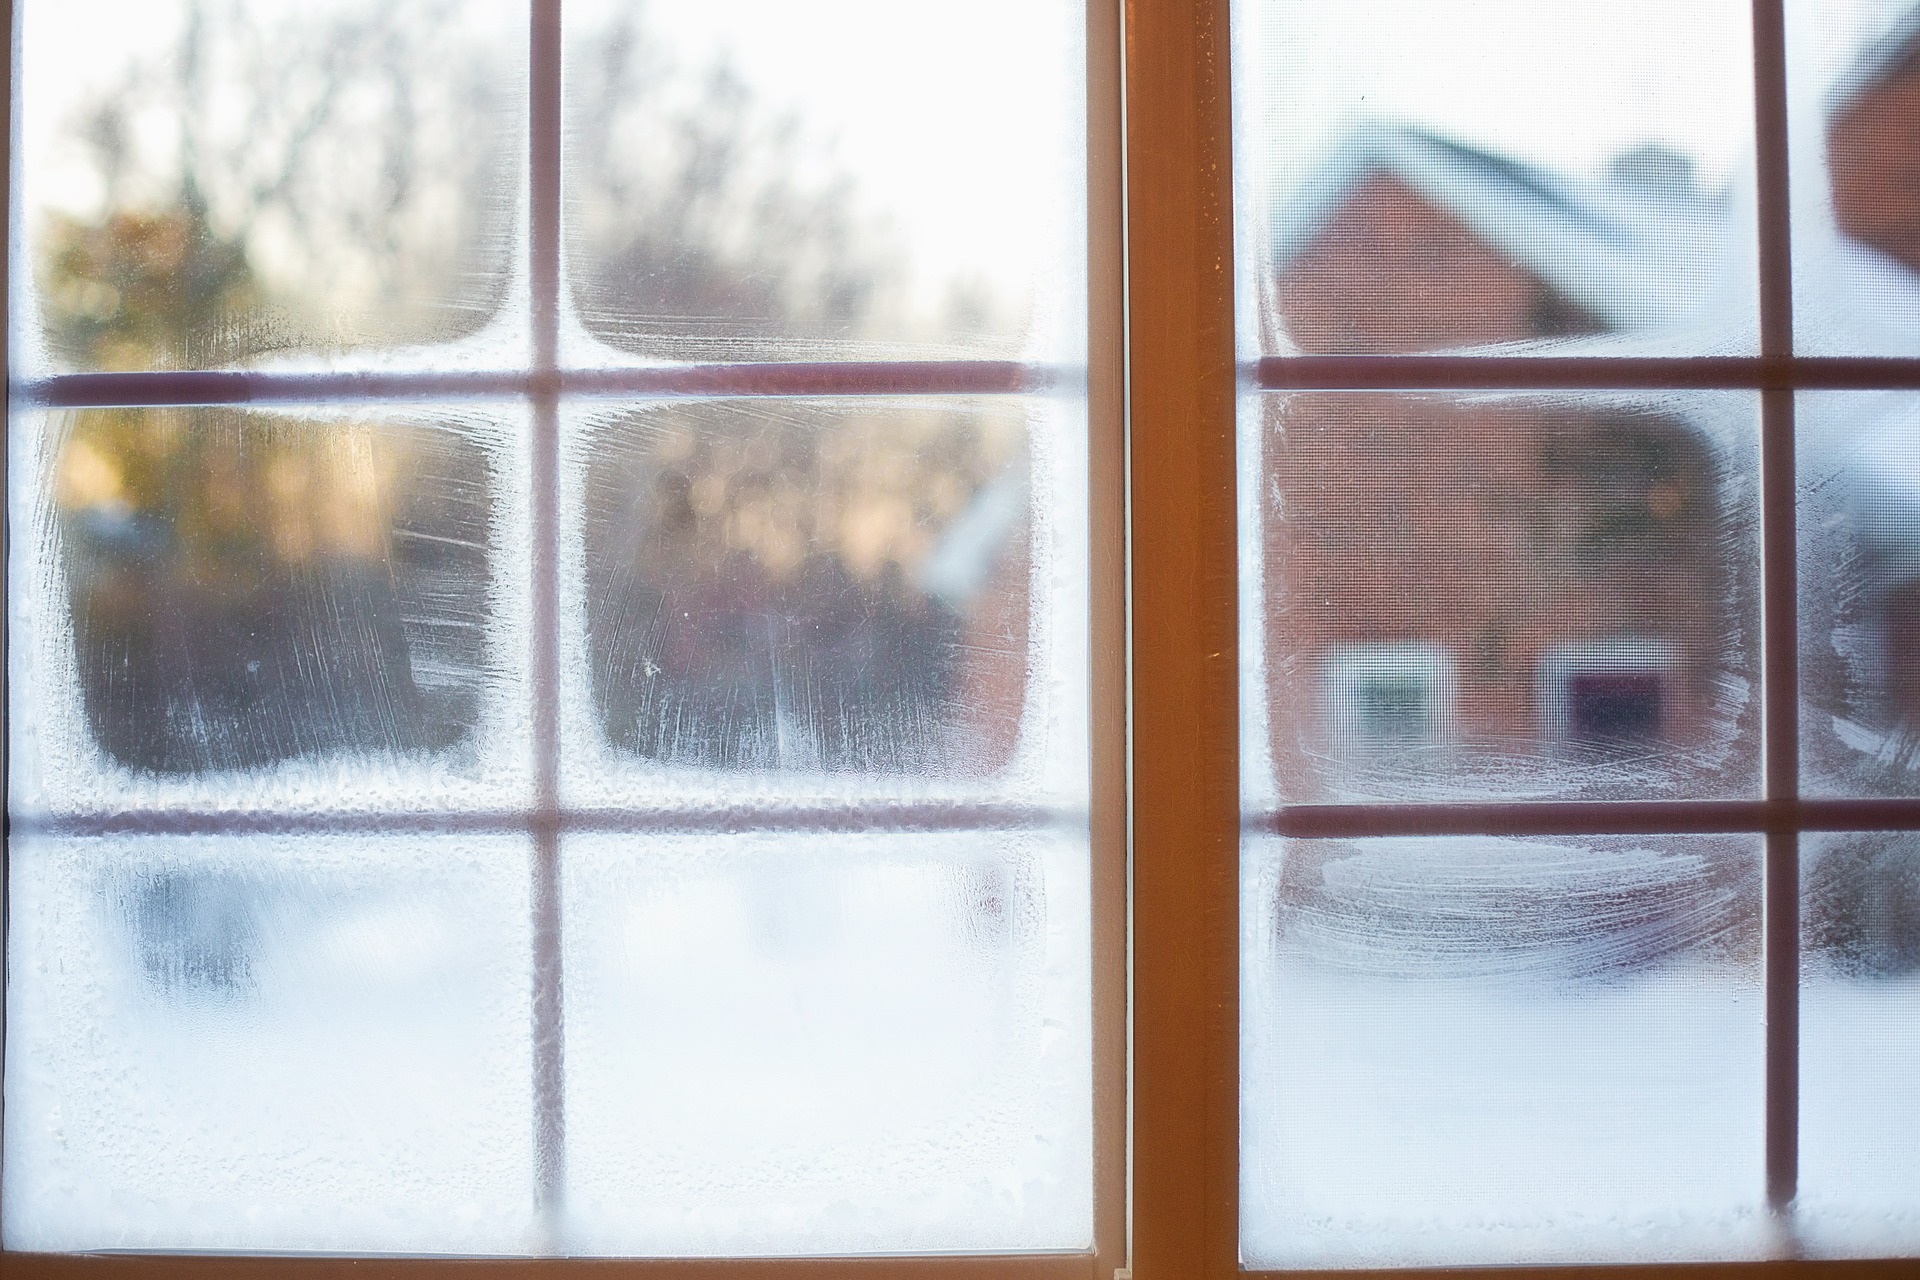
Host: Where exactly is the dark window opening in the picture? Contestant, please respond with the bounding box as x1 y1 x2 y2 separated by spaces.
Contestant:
1565 670 1666 743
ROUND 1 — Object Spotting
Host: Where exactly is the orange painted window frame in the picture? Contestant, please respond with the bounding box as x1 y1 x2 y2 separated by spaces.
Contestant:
7 0 1920 1277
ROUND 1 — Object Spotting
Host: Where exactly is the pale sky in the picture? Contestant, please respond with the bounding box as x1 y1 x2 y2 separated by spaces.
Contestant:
1241 0 1917 194
19 0 1919 323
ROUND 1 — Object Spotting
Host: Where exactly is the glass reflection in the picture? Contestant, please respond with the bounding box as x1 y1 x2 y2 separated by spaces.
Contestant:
52 408 494 774
581 400 1029 776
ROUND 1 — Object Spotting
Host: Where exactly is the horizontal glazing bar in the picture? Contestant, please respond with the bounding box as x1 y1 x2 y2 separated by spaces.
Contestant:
2 1254 1102 1280
1253 355 1920 392
16 362 1075 409
1250 798 1920 839
11 802 1077 839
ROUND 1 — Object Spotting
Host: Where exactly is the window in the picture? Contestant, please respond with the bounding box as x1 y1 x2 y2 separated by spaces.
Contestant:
1541 639 1677 747
4 0 1122 1268
1324 642 1454 750
1223 0 1920 1270
7 1 1920 1279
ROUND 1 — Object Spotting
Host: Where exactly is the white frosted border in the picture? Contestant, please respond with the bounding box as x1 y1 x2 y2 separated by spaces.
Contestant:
552 392 1092 815
6 401 536 818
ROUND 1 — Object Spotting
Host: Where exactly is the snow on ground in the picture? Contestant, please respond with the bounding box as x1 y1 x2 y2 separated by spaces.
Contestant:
1242 835 1920 1268
2 828 1092 1256
2 832 539 1254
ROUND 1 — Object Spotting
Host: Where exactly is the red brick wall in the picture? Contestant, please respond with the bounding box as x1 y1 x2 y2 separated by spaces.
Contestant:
1830 42 1920 276
1831 32 1920 744
1261 394 1736 794
1274 173 1602 355
1264 175 1736 793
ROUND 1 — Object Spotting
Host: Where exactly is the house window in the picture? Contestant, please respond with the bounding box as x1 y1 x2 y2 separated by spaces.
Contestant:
1220 0 1920 1270
1541 639 1677 748
10 0 1920 1277
1324 642 1453 749
4 0 1122 1266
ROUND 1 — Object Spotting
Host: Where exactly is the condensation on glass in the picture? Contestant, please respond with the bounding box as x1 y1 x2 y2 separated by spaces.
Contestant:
560 829 1091 1254
7 404 533 816
573 399 1032 780
1233 0 1759 360
560 0 1085 365
4 832 538 1253
1251 390 1761 804
5 0 1095 1257
1798 831 1920 1257
14 0 528 375
1785 1 1920 355
1799 391 1920 796
1236 0 1920 1268
1241 833 1767 1269
555 393 1087 813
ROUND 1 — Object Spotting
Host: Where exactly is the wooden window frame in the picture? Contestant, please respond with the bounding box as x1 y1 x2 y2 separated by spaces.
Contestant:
0 0 1124 1274
6 0 1920 1276
1130 0 1920 1276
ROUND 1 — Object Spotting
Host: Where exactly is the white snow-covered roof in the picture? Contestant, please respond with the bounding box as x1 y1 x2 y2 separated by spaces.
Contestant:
1828 4 1920 117
1271 123 1744 337
1274 117 1920 559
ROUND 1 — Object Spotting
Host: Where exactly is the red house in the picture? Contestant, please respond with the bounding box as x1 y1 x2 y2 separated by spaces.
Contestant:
1259 24 1920 800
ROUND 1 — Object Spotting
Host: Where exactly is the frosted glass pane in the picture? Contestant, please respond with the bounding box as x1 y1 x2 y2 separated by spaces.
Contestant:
559 829 1093 1255
562 0 1085 363
16 0 526 375
8 405 531 816
1232 0 1757 357
1800 831 1920 1256
556 393 1090 811
1787 2 1920 355
1248 391 1761 804
1799 391 1920 796
1241 833 1767 1269
2 832 536 1253
576 399 1029 778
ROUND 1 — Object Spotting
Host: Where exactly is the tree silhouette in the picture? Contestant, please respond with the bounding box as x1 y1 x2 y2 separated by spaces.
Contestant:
37 1 1024 778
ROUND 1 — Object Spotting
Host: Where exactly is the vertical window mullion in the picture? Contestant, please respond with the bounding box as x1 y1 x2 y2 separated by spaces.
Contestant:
1751 0 1802 1221
1124 0 1242 1275
528 0 569 1237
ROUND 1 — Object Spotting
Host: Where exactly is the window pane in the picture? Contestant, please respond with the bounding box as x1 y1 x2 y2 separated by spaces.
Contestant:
559 395 1088 810
1799 391 1920 796
560 828 1092 1254
16 0 526 375
1241 832 1766 1268
2 833 536 1252
1233 0 1758 358
8 405 530 816
6 0 1102 1260
562 0 1085 363
1246 391 1762 805
1787 2 1920 355
575 399 1029 779
1800 830 1920 1257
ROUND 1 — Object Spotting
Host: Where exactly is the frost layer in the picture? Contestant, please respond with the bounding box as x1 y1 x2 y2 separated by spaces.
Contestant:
2 832 538 1253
